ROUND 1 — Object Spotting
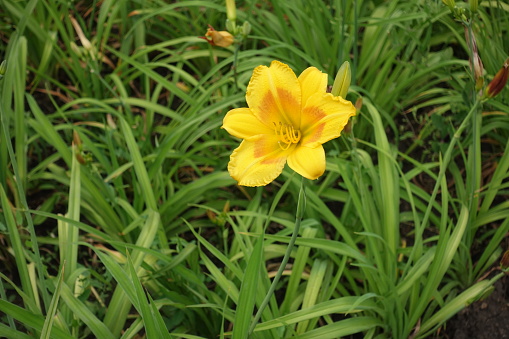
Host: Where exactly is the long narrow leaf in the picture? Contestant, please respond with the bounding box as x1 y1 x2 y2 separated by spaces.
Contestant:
232 232 264 339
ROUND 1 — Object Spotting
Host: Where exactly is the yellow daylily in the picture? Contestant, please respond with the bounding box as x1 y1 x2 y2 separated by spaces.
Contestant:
222 60 356 186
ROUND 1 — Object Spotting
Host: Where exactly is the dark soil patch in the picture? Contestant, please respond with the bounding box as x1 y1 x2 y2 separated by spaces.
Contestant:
441 274 509 338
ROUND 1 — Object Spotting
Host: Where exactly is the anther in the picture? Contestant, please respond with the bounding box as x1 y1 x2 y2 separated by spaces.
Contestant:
273 122 301 150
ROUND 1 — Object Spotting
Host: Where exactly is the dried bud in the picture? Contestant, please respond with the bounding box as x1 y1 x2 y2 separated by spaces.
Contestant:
73 130 82 150
202 26 234 48
206 209 217 223
485 58 509 99
500 249 509 270
465 27 484 90
472 53 484 82
331 61 351 99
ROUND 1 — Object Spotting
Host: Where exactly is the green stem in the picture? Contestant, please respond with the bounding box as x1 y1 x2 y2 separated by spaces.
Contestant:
464 22 482 283
232 43 241 92
248 177 306 335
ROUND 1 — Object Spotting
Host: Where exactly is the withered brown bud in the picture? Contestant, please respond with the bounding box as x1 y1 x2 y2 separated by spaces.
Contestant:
485 58 509 99
500 249 509 269
201 25 234 48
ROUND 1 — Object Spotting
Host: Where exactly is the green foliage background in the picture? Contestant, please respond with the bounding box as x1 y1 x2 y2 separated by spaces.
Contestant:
0 0 508 338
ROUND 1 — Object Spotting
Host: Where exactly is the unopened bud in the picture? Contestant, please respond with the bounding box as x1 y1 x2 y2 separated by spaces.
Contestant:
0 60 6 80
222 201 230 213
442 0 455 11
331 61 351 99
225 19 236 34
225 0 236 24
469 0 478 13
241 21 251 37
485 58 509 99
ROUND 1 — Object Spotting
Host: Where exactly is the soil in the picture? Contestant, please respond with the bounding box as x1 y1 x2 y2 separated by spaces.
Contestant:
440 274 509 338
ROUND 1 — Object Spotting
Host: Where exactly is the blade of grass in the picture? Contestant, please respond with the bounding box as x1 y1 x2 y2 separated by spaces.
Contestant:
231 230 264 339
58 282 115 339
365 100 399 278
255 296 380 332
13 36 27 195
126 252 171 339
410 204 470 326
248 178 306 335
0 184 36 309
417 278 496 337
63 146 81 283
0 300 73 339
0 323 33 339
296 259 328 334
40 265 66 339
103 209 160 336
293 316 383 339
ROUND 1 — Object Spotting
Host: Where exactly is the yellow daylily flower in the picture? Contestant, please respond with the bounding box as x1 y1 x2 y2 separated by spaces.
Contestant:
222 60 356 186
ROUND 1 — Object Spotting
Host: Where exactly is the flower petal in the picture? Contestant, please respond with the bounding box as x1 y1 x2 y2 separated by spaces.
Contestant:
222 108 273 140
228 136 289 186
298 66 327 106
287 145 325 180
246 60 301 128
300 92 356 148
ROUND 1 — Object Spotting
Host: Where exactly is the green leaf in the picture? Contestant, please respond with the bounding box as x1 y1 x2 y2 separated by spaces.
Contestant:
232 233 264 339
40 267 66 339
0 300 73 339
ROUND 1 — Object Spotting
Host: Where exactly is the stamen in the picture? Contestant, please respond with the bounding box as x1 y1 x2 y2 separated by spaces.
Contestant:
278 141 292 150
273 122 301 150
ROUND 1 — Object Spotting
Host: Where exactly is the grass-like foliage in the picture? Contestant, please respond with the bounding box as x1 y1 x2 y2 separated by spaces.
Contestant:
1 0 508 338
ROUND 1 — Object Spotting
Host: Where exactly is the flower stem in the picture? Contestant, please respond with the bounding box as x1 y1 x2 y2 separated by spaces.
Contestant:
248 177 306 335
232 43 241 92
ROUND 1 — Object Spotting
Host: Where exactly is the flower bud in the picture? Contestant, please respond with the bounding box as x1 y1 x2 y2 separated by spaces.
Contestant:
241 21 251 37
442 0 455 11
331 61 351 99
0 60 7 80
225 19 236 34
485 58 509 99
225 0 236 24
469 0 478 13
202 26 234 48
